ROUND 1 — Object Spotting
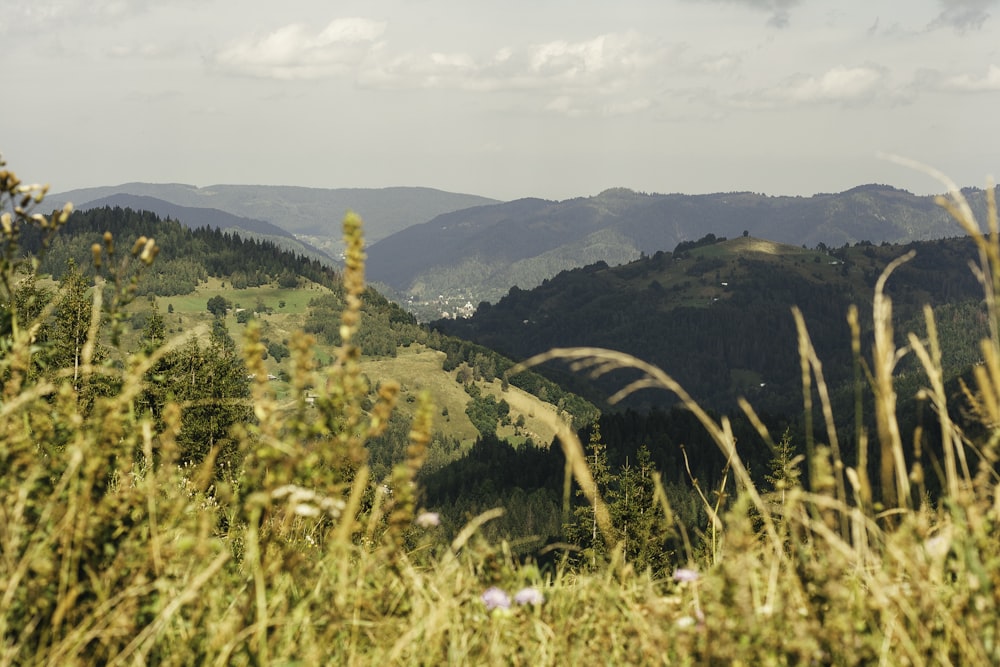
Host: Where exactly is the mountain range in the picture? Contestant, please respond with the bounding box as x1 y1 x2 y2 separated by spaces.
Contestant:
47 183 498 259
49 181 994 319
67 193 333 265
365 185 992 307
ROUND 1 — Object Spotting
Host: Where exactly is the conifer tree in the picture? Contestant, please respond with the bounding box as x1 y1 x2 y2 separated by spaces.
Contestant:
141 303 165 352
609 444 674 576
49 259 93 390
566 422 614 567
764 427 802 504
139 331 251 475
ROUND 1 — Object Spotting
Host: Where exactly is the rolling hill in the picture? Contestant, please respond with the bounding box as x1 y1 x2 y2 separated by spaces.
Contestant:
367 185 993 311
24 204 590 460
72 194 333 264
47 183 500 258
433 233 988 415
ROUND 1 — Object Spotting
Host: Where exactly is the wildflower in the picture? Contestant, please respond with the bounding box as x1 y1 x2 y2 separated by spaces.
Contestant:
514 587 545 606
272 484 346 519
673 568 700 583
415 511 441 528
481 587 511 611
675 615 697 629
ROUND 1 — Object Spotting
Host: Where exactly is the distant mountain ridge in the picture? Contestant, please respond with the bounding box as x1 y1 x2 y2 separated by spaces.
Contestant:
366 185 993 306
72 194 333 265
76 194 295 238
48 181 996 319
48 183 500 258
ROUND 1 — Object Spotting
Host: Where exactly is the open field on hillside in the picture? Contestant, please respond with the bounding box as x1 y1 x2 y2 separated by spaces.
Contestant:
360 345 561 447
123 282 567 444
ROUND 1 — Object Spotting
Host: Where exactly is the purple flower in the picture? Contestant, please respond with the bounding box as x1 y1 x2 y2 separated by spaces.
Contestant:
673 568 700 583
513 587 545 606
481 587 511 611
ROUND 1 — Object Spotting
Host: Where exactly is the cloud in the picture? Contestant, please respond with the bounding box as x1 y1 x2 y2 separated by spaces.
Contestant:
930 0 999 31
690 0 803 28
544 95 653 118
107 41 178 60
360 31 662 95
939 64 1000 91
780 66 885 103
698 54 742 75
731 65 889 109
212 18 386 80
1 0 156 34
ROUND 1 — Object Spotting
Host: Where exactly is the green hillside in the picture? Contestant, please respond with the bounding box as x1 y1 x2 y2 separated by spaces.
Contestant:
435 233 987 414
22 204 589 459
368 185 996 317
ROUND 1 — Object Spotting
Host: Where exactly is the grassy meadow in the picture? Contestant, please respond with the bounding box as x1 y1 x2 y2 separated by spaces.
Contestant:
2 162 1000 665
133 275 556 444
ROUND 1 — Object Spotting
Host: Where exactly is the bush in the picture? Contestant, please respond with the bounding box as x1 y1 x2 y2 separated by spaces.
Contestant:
207 294 230 317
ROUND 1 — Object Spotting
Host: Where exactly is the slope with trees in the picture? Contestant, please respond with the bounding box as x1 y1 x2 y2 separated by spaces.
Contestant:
368 185 996 311
434 234 988 415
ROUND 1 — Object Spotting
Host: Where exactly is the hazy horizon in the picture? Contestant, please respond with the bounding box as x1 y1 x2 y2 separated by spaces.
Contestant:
6 0 1000 201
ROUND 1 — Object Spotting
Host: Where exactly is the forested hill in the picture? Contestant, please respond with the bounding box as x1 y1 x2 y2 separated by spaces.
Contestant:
25 204 598 432
367 185 995 308
48 183 499 258
433 234 989 415
72 194 333 265
29 206 340 295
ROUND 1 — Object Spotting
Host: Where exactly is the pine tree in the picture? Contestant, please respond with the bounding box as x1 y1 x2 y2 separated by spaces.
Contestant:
140 303 165 352
764 428 802 505
49 259 93 391
139 334 251 475
610 444 674 576
566 422 614 568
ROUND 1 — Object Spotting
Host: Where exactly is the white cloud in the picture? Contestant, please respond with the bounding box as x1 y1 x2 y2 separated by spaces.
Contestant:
544 94 653 118
698 54 742 75
212 18 386 80
360 31 661 95
727 65 888 110
1 0 154 30
545 95 579 117
0 1 155 39
604 97 654 116
780 66 885 103
941 64 1000 91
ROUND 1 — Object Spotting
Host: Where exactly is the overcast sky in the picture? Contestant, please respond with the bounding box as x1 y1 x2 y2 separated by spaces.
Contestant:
4 0 1000 201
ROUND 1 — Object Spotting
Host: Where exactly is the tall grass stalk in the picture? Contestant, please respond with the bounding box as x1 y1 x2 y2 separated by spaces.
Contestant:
2 155 1000 664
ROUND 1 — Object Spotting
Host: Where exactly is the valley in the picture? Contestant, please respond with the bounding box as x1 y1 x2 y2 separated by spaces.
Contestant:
7 176 1000 664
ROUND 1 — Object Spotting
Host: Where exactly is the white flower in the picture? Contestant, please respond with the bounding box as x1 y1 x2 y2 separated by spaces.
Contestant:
481 587 511 611
673 568 700 583
415 511 441 528
513 587 545 606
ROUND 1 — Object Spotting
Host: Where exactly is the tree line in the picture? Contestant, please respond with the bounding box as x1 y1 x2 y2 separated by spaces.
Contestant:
24 205 338 293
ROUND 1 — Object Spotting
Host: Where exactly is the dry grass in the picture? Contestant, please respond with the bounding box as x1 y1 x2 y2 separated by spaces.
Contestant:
1 157 1000 665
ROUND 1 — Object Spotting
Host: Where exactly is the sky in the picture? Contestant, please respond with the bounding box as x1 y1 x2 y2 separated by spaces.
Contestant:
4 0 1000 201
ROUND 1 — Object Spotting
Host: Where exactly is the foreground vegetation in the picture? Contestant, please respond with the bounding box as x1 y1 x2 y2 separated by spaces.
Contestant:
2 158 1000 664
